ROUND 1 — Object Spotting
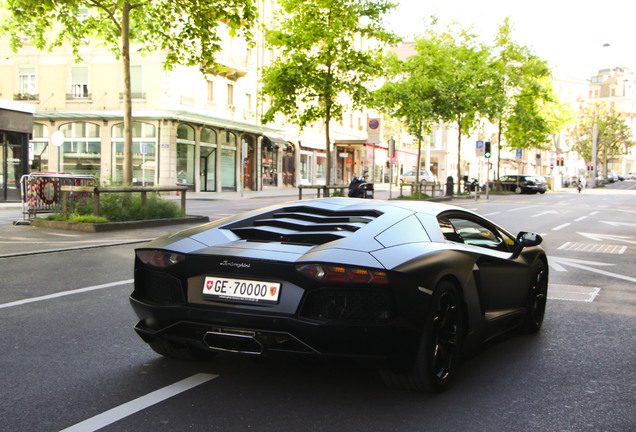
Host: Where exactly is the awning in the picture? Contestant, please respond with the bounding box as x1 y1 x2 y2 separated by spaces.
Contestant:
263 133 289 145
334 139 368 147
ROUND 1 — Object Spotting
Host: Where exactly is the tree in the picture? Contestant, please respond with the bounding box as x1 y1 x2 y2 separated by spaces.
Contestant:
2 0 256 184
260 0 399 185
490 18 565 180
374 50 435 185
403 21 499 194
570 102 634 176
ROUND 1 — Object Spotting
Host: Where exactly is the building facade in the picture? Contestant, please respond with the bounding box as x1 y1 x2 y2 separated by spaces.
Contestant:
0 3 370 197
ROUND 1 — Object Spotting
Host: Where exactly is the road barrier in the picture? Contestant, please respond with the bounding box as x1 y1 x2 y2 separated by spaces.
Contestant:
20 173 96 222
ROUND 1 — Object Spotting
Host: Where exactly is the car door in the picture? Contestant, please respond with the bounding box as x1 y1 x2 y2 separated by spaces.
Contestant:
439 212 527 314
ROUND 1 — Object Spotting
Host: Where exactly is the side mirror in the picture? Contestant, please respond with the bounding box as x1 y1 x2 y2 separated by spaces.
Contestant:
512 231 543 258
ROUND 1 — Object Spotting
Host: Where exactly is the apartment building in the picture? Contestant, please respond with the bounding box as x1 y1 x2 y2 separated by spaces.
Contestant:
587 66 636 175
0 3 370 201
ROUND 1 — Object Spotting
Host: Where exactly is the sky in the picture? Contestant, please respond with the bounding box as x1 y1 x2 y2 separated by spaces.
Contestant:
385 0 636 79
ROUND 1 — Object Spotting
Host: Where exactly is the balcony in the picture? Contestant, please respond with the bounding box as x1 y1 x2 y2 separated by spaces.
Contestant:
14 93 39 101
204 52 253 80
119 92 147 100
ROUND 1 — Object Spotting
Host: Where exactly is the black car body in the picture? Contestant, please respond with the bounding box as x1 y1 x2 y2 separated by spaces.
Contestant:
498 175 547 194
131 198 548 391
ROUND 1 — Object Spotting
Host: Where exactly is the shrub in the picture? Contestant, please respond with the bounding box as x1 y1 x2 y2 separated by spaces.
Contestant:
46 192 184 223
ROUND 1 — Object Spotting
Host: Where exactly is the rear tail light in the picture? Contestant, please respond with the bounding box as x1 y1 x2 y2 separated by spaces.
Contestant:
364 184 374 190
137 250 185 268
297 264 389 284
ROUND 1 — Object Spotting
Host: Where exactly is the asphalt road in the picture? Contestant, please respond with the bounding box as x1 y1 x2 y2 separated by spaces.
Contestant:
1 183 635 432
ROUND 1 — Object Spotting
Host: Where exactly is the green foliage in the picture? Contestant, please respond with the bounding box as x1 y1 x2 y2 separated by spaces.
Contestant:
2 0 256 71
491 18 566 151
44 213 110 224
98 193 184 221
260 0 399 184
375 19 498 193
569 102 634 174
48 193 184 223
395 192 431 200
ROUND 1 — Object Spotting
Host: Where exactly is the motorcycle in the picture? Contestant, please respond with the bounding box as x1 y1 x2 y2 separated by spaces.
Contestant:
348 172 374 199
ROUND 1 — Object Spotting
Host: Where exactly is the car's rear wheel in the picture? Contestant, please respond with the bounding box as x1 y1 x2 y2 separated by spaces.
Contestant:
149 338 217 361
523 260 548 333
380 280 463 392
515 186 523 194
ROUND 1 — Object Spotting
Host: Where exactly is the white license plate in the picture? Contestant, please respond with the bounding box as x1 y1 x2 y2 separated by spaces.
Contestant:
202 276 281 304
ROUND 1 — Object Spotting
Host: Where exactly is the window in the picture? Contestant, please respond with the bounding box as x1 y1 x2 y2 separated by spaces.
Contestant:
18 64 36 97
177 124 196 185
58 122 101 177
440 215 511 252
610 88 616 97
29 123 49 171
227 83 234 108
111 122 157 185
130 65 143 98
71 64 89 98
207 80 214 102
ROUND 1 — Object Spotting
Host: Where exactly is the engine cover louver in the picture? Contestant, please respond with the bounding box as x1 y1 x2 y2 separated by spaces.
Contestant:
228 205 382 245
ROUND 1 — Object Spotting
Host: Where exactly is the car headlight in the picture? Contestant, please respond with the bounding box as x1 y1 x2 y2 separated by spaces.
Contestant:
136 250 185 268
297 264 389 284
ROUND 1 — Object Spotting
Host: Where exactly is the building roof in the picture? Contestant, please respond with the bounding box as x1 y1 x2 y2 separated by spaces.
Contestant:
33 109 282 135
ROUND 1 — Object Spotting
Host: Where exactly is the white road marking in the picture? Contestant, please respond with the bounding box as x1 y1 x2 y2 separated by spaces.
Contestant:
600 220 636 228
578 232 636 245
549 257 636 283
574 216 587 222
0 280 133 310
507 206 535 212
552 223 571 231
482 211 501 216
549 284 601 303
531 210 558 218
557 242 627 254
59 373 218 432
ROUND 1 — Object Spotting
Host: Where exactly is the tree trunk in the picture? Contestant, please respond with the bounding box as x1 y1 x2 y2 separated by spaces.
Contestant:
497 119 502 181
122 0 133 185
456 119 462 195
325 104 332 185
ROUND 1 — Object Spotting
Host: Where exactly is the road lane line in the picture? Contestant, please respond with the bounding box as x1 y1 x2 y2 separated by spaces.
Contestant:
0 279 133 310
59 373 218 432
482 212 501 216
552 223 571 231
574 216 587 222
0 239 152 259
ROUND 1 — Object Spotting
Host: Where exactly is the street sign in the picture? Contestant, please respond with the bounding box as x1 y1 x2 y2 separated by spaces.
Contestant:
515 148 523 162
476 140 484 156
366 118 381 143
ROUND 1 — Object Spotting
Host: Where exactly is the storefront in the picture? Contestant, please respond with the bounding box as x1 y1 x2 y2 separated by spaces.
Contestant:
0 100 33 201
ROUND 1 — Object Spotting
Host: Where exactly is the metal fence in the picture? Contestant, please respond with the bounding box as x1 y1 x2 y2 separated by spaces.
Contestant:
20 173 96 221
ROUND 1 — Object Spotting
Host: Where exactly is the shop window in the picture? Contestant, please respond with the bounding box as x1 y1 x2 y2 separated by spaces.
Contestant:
111 122 156 185
58 122 101 177
176 124 195 186
30 123 49 172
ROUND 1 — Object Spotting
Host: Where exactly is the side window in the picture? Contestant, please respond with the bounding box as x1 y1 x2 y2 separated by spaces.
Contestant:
448 217 507 251
438 217 464 243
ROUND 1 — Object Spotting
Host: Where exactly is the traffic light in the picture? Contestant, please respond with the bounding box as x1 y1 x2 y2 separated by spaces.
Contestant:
484 141 491 158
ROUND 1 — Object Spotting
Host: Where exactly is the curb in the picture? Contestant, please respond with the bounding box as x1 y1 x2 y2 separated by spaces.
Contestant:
31 215 210 232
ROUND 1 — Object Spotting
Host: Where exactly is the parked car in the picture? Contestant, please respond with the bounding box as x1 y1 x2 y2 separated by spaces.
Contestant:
400 170 434 183
627 172 636 180
131 198 548 392
498 175 547 194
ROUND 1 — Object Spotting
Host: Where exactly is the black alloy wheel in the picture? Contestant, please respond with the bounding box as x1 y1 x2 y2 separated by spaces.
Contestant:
524 260 548 333
380 280 464 392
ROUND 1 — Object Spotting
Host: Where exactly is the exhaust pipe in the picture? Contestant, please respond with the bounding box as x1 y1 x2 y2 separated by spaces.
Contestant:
203 329 262 355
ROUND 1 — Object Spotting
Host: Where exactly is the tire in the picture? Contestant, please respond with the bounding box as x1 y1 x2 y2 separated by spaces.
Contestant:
514 186 523 194
380 280 464 392
148 338 217 361
523 260 548 333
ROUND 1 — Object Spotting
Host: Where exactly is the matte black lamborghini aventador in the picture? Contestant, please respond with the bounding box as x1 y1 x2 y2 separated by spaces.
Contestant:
131 198 548 392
